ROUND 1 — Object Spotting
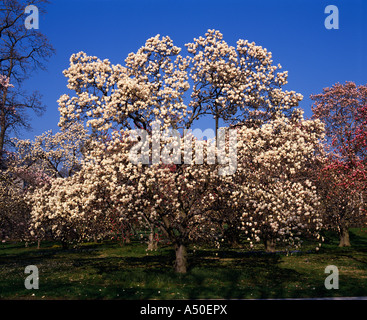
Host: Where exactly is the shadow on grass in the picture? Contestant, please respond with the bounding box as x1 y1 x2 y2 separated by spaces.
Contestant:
185 249 307 299
0 244 303 299
0 242 104 269
1 233 367 300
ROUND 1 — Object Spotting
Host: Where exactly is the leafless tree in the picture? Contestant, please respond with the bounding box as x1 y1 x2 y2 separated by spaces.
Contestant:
0 0 54 164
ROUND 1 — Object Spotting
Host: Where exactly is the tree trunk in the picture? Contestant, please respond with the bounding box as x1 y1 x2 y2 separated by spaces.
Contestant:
125 235 131 244
264 237 276 253
0 123 5 163
0 89 8 162
61 241 69 249
338 226 351 247
224 225 240 247
147 230 158 251
174 243 187 273
37 239 41 249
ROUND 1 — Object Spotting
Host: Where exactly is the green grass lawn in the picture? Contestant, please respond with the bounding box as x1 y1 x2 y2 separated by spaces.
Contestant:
1 228 366 300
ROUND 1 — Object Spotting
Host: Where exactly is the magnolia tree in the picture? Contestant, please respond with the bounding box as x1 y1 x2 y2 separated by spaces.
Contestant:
185 29 303 132
28 113 325 269
316 157 366 246
57 29 302 135
58 35 190 133
11 122 90 180
311 82 367 246
8 123 90 246
28 30 320 272
29 127 235 272
0 172 31 241
28 168 112 247
221 110 325 251
0 160 49 243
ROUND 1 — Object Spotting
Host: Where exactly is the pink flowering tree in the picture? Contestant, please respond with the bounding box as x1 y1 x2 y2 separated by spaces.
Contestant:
311 81 367 246
316 157 366 246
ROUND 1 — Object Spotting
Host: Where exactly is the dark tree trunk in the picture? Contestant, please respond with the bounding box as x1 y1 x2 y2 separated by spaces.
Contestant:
338 226 351 247
264 237 276 253
61 241 69 249
0 123 5 162
224 225 240 247
174 243 187 273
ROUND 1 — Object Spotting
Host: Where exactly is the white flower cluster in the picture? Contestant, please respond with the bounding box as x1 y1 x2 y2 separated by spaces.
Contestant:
58 35 190 132
12 122 89 179
28 110 325 248
0 75 13 89
28 30 325 249
28 129 226 243
186 29 303 125
222 110 325 248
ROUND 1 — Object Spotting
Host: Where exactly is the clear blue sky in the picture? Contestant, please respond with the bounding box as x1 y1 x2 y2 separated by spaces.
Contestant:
21 0 367 140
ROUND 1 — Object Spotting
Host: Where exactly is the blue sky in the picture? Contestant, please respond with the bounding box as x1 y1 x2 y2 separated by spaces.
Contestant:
21 0 367 140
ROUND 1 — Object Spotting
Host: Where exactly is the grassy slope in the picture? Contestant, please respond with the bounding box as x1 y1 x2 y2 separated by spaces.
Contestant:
0 228 366 300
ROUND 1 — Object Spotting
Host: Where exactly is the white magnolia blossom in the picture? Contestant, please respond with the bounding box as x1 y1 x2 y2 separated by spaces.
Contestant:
28 110 325 250
28 130 225 244
12 122 90 179
28 30 325 254
221 109 325 249
186 29 303 126
58 35 190 132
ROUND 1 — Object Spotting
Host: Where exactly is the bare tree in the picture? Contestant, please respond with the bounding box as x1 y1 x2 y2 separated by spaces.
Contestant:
0 0 54 164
